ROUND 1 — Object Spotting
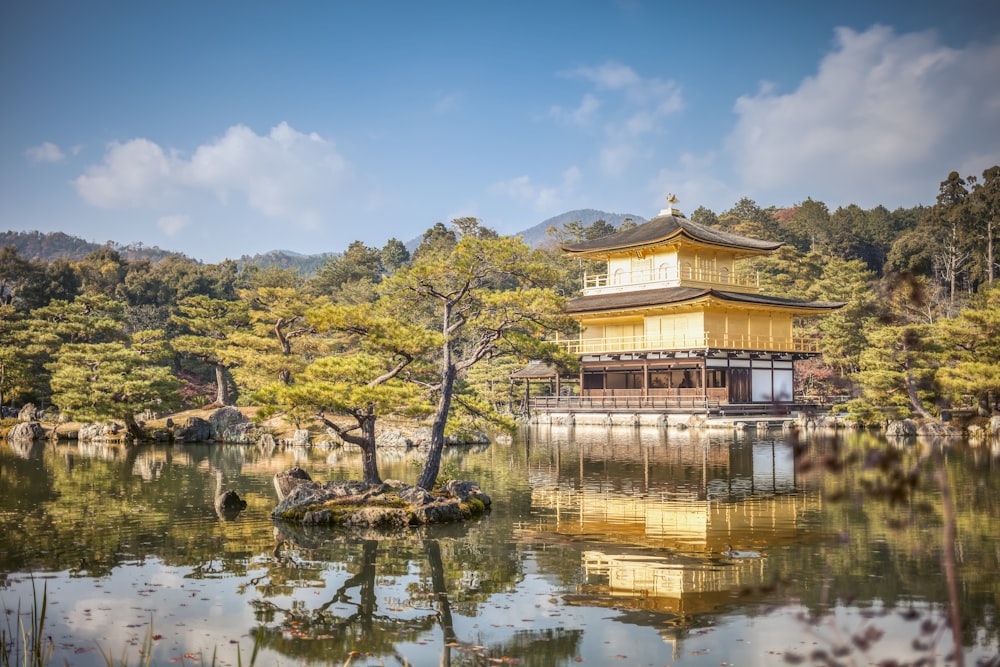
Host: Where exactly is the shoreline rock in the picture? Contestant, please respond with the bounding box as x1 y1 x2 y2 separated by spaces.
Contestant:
271 470 491 528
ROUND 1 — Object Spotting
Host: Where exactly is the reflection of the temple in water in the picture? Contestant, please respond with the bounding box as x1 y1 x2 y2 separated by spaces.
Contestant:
521 424 823 619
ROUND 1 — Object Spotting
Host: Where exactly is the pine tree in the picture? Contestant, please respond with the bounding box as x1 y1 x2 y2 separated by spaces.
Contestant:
47 333 181 439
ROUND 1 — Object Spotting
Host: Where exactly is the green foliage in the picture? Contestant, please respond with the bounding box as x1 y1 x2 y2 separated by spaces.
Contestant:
935 284 1000 412
47 338 182 436
379 237 410 275
381 228 574 489
807 256 880 375
309 240 383 297
171 296 250 405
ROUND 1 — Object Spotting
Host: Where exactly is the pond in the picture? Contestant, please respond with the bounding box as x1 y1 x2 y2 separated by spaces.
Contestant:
1 426 998 666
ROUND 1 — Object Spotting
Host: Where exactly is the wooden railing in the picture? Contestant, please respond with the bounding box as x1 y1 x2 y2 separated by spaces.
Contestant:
552 333 820 355
582 267 758 292
530 393 721 411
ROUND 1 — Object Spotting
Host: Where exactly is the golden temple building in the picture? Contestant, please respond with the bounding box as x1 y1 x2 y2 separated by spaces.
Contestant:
553 197 843 410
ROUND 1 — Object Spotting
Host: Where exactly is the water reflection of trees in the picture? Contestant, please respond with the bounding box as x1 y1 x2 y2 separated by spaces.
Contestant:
246 525 582 665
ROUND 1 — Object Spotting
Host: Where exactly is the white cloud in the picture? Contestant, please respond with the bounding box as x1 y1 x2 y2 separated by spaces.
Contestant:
549 93 601 126
156 214 191 237
725 25 1000 207
491 166 581 213
73 122 354 230
25 142 66 163
74 138 173 207
559 61 684 175
568 62 641 90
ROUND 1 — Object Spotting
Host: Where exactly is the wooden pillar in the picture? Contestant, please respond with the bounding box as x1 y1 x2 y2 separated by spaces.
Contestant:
701 361 708 406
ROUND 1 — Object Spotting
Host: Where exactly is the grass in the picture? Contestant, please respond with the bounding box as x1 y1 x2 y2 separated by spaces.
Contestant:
1 579 262 667
0 579 53 667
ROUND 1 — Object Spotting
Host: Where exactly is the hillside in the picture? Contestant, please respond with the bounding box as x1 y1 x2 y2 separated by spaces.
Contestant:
516 209 646 248
1 230 186 263
3 208 643 268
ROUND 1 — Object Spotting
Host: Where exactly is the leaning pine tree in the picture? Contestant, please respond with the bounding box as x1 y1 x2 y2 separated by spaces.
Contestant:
379 224 575 490
257 303 436 485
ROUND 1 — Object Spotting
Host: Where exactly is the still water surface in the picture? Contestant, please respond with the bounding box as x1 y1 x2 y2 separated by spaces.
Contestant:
1 426 998 666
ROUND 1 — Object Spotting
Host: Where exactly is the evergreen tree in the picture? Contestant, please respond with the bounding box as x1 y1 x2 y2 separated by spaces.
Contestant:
807 256 879 375
968 165 1000 284
259 303 436 484
380 238 410 275
48 333 181 439
936 284 1000 415
381 229 575 490
171 296 249 405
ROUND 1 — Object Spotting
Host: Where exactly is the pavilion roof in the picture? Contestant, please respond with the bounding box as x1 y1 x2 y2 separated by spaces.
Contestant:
561 213 782 257
509 360 559 379
565 286 844 314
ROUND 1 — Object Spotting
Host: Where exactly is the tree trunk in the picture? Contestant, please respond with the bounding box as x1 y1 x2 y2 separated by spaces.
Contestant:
214 364 230 405
418 301 456 491
123 414 144 442
425 539 458 653
418 363 455 490
359 416 381 484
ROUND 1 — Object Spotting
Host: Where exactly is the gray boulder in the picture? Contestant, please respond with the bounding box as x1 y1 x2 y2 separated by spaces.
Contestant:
17 404 39 422
6 421 44 441
917 420 962 438
271 469 490 527
78 422 124 442
274 466 313 501
208 407 261 444
376 429 411 448
292 429 311 447
173 417 212 442
445 480 492 508
886 419 917 437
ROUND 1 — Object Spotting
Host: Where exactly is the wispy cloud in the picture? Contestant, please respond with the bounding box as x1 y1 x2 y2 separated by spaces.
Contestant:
25 142 67 163
73 122 356 230
557 61 683 175
156 214 191 237
725 25 1000 207
490 166 582 214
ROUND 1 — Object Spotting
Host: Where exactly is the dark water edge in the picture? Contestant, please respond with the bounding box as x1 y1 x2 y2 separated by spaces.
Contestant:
1 426 998 666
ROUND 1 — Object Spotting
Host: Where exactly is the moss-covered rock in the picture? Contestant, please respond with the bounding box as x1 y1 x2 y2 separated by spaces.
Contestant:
271 470 491 528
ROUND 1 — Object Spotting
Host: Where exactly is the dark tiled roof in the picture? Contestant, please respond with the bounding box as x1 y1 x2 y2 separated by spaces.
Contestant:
561 213 782 255
565 286 844 314
510 360 559 379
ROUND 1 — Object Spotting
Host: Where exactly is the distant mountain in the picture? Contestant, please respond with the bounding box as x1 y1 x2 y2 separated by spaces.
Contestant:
0 230 182 263
515 209 647 248
235 249 335 275
2 208 646 270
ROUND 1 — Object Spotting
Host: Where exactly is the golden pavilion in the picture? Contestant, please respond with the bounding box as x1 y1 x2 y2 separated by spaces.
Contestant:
551 196 842 410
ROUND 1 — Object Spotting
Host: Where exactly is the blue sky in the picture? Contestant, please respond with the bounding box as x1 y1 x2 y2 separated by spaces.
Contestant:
3 1 999 263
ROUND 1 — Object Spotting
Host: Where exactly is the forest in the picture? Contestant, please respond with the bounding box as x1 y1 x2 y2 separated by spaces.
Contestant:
1 165 999 445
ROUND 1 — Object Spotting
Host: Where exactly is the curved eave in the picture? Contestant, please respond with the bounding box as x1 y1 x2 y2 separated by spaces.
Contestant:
565 287 845 317
559 214 784 258
562 230 778 259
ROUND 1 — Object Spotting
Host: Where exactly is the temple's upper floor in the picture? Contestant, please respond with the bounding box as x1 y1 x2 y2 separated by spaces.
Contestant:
561 208 782 296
